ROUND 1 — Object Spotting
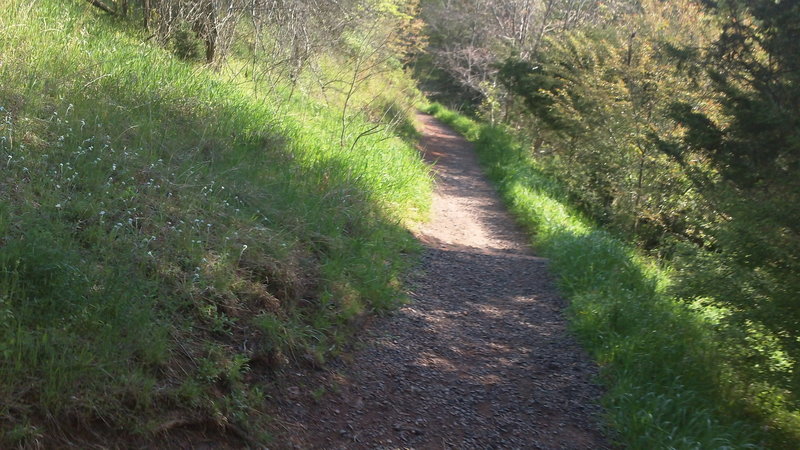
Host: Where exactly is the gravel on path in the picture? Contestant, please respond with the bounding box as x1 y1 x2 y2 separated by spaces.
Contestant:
271 113 609 449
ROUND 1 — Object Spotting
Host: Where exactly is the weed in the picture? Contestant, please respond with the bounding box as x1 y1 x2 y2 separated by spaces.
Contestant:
311 386 327 402
0 1 431 445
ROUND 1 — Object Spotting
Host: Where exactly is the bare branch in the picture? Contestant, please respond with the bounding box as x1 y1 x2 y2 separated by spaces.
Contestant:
84 0 116 15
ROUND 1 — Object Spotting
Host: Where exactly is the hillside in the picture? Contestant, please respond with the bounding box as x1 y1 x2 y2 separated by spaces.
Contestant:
5 0 799 447
0 1 431 445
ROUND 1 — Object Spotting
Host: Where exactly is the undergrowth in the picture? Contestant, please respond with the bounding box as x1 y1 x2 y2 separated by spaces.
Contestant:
423 102 772 449
0 0 430 445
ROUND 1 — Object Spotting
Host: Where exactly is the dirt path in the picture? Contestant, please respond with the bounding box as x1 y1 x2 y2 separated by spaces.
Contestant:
273 114 609 449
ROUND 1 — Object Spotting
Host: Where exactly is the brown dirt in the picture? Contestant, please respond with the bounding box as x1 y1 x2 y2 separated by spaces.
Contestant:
269 113 609 449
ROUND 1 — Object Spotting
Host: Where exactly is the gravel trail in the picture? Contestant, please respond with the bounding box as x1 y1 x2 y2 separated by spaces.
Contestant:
274 113 609 449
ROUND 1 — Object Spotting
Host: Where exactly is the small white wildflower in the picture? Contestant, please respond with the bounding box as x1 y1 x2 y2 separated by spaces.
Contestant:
99 211 106 216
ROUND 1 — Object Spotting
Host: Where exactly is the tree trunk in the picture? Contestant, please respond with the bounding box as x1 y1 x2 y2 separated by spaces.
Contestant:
143 0 150 30
205 31 217 64
202 1 218 64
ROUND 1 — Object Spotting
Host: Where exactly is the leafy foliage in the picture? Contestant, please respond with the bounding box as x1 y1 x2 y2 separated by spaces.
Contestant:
425 102 763 448
422 0 800 446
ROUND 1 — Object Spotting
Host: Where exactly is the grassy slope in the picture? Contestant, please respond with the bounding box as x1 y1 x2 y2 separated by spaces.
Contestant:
0 1 430 445
423 103 771 449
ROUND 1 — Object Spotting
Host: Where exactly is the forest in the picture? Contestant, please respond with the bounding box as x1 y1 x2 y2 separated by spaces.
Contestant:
1 0 798 447
420 0 799 447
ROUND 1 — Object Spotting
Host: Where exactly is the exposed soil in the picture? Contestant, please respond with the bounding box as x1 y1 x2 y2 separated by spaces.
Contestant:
269 113 609 449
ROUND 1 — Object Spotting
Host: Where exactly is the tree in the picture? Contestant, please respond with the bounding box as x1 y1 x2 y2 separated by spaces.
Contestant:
666 0 800 384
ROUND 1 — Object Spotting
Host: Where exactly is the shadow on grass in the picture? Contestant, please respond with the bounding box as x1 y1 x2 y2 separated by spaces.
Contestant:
0 4 429 446
424 103 764 447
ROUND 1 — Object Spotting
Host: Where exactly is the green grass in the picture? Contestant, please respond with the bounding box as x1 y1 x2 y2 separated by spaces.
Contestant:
424 102 771 449
0 0 431 445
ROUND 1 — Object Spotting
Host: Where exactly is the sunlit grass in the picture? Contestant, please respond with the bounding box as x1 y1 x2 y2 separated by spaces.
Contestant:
424 102 768 448
0 1 431 445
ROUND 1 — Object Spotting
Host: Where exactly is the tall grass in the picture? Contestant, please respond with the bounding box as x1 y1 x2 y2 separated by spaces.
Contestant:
0 0 430 445
424 102 768 448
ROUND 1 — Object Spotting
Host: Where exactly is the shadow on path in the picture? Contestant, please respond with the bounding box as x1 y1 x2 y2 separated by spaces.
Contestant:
271 113 609 449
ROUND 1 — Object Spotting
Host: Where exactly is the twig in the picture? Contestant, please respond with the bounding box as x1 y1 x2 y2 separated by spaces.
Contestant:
84 0 116 15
